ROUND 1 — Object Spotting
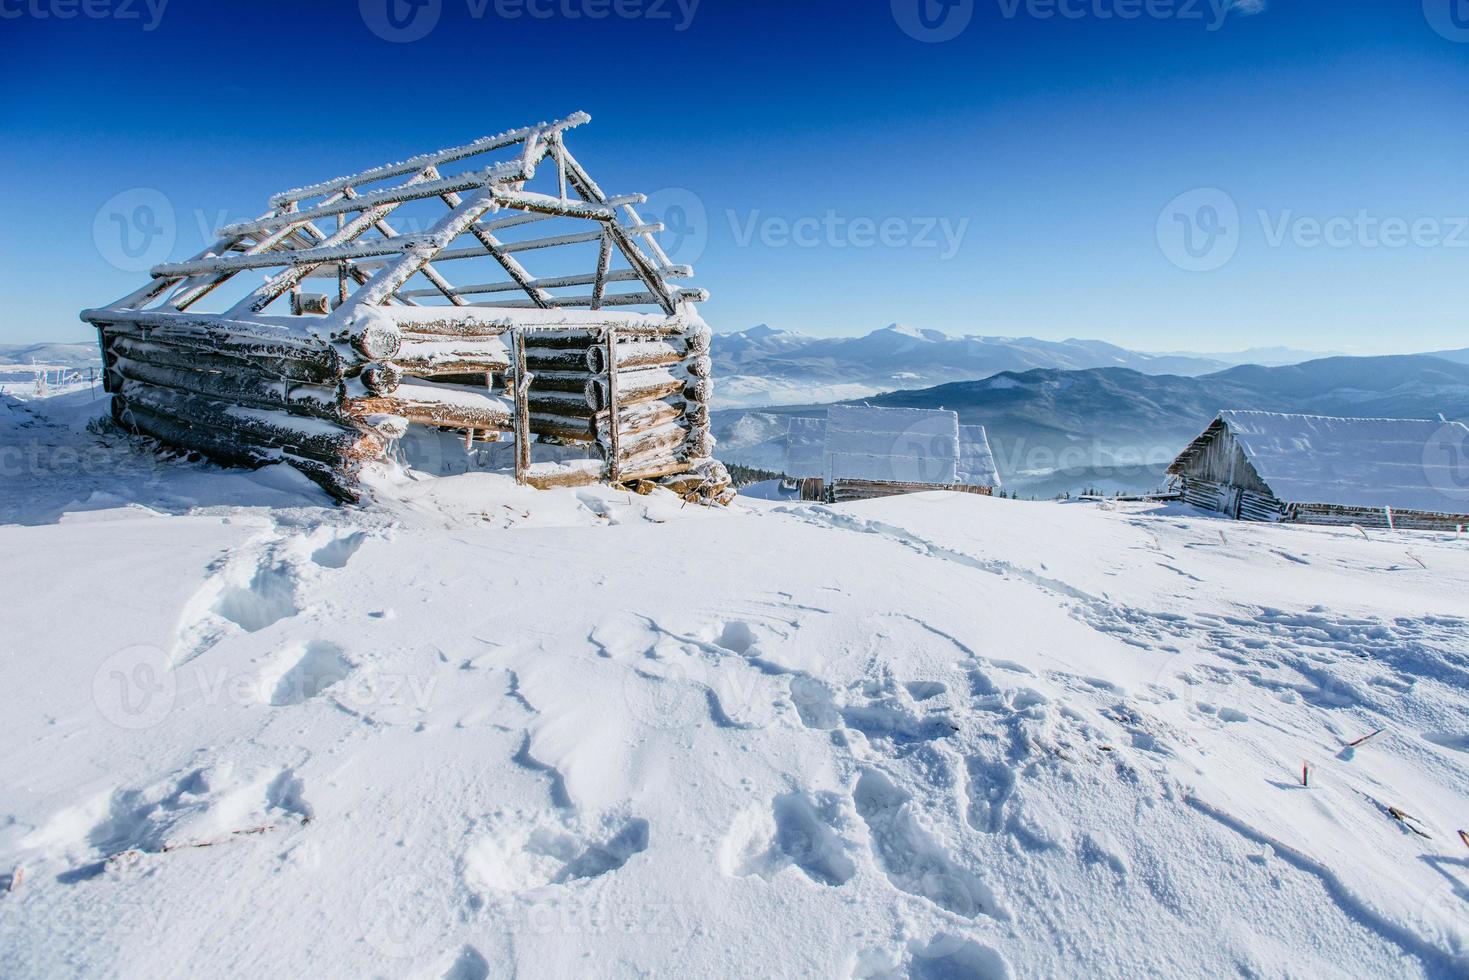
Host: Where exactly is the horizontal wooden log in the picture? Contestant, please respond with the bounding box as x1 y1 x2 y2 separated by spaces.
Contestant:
531 370 598 395
353 379 514 432
116 397 365 502
423 371 496 388
528 414 597 443
586 340 688 373
523 346 594 371
616 453 692 483
685 355 713 380
585 368 684 411
284 456 362 504
115 399 275 469
99 317 341 371
617 421 690 462
683 426 715 459
113 357 345 421
359 362 402 397
528 390 596 419
118 380 380 465
107 334 344 386
524 463 606 491
683 379 714 406
394 338 511 377
595 399 685 440
684 329 711 357
347 320 403 361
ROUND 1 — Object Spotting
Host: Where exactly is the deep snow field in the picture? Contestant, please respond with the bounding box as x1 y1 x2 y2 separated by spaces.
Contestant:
2 386 1468 979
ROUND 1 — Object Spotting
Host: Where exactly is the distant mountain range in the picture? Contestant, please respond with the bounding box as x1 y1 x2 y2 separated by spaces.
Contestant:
710 323 1468 410
711 324 1235 407
0 342 100 369
714 353 1469 497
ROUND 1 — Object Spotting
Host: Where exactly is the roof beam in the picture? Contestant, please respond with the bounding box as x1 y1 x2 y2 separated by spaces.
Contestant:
269 110 590 207
221 162 529 239
153 236 431 278
397 265 693 300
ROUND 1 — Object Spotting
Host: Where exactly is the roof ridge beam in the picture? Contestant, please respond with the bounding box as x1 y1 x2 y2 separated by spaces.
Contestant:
269 111 590 208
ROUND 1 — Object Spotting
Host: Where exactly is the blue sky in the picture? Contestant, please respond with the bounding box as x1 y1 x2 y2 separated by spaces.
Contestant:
1 0 1466 353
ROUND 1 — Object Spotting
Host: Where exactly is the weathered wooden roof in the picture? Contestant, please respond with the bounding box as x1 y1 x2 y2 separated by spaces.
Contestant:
82 112 706 336
1172 410 1469 514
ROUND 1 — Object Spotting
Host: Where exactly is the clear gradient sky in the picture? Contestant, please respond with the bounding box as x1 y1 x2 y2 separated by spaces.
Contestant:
1 0 1465 353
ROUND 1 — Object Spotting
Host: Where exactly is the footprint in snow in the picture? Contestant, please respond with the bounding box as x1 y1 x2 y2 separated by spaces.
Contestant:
462 811 649 895
721 791 856 887
258 640 353 706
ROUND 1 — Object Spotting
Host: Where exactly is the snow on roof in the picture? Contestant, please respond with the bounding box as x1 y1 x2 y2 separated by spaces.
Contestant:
1219 410 1469 514
785 417 827 478
957 425 1001 489
824 404 959 485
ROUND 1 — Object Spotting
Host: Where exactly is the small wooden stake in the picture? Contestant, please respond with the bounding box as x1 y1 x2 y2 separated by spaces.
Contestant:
1346 728 1385 749
1458 829 1469 850
1301 763 1310 787
1388 806 1433 839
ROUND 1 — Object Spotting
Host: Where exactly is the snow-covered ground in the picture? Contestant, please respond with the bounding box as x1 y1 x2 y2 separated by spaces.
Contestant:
2 387 1468 978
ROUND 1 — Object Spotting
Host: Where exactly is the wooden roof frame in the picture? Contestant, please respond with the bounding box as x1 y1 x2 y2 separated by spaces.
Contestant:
82 111 708 335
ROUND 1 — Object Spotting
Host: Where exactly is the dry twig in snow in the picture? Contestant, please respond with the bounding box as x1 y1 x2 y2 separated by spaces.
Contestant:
1346 728 1385 748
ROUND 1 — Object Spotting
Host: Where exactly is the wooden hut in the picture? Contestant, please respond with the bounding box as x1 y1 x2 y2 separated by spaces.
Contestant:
80 112 731 504
1168 410 1469 530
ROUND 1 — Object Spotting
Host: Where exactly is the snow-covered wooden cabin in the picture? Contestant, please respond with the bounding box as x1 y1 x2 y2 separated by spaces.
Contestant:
1168 410 1469 530
80 112 730 504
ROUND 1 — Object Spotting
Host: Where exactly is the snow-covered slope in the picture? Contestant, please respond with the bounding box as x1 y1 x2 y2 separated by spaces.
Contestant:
2 389 1468 978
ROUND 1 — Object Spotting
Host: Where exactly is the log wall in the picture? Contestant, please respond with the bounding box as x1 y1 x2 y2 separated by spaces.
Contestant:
92 311 732 504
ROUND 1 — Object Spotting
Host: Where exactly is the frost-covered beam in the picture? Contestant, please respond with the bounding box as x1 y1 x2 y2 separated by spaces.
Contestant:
441 184 554 310
152 236 430 278
487 288 709 310
591 231 614 311
268 111 591 208
430 224 663 262
555 146 678 315
488 188 630 221
372 217 465 307
397 266 692 300
229 174 444 316
473 192 649 234
337 189 501 313
222 163 527 239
